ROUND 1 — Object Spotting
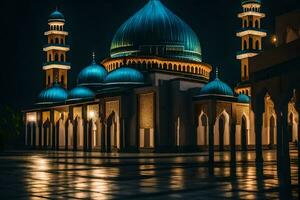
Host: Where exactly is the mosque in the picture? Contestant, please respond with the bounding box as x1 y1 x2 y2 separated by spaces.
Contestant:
24 0 298 155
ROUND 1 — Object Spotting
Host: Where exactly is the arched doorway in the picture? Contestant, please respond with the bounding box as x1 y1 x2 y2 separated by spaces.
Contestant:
58 118 66 149
197 112 208 146
74 117 84 150
288 99 299 142
262 94 277 146
66 119 74 150
215 110 230 151
106 111 120 152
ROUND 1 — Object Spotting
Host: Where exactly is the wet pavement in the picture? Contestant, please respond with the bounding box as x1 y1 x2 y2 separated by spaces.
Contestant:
0 150 298 199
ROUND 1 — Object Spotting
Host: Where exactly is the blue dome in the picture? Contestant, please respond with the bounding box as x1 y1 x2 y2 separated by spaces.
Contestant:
104 67 144 84
200 78 234 96
68 86 95 100
49 10 65 22
38 83 68 104
77 61 108 86
111 0 202 62
237 94 251 103
241 0 261 5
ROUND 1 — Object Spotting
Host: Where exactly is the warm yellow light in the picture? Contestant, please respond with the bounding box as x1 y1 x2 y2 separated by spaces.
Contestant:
89 111 95 119
27 113 37 122
271 35 278 44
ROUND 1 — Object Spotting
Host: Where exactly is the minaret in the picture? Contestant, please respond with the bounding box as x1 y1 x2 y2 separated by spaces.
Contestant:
235 0 266 96
43 8 70 89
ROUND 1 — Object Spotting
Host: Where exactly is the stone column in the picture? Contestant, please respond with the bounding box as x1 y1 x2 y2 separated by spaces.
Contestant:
295 101 300 190
208 121 215 165
82 105 88 152
230 119 236 165
50 110 55 150
254 111 263 163
276 105 291 193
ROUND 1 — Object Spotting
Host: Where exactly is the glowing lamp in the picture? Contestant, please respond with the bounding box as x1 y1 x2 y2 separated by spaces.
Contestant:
89 111 95 119
27 113 37 122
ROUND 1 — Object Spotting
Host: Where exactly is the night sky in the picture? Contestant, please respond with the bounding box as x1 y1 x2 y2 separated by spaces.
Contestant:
1 0 300 111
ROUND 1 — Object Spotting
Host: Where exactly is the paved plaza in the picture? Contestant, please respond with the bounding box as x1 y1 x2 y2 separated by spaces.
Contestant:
0 150 298 199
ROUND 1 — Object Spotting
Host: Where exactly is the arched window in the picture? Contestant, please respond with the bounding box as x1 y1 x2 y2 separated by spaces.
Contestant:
48 76 51 85
55 38 59 44
255 40 260 50
55 53 59 62
249 37 253 50
243 40 247 50
249 20 253 28
49 54 52 62
50 39 54 44
243 20 247 28
60 54 65 62
61 75 65 85
255 20 259 28
60 38 64 44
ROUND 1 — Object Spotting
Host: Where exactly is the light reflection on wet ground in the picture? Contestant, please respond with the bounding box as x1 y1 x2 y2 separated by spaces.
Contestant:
0 150 298 199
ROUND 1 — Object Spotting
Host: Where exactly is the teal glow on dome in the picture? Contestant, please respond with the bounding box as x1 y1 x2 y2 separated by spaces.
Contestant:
110 0 202 62
200 77 234 97
68 86 95 100
49 10 65 22
237 94 251 103
104 67 144 84
241 0 261 5
77 60 108 86
38 83 68 104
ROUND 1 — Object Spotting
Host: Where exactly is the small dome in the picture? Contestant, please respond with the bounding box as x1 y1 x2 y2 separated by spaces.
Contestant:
237 94 251 103
49 10 65 22
38 83 68 104
77 61 108 86
110 0 202 62
200 78 234 96
68 86 95 100
241 0 261 5
104 67 144 84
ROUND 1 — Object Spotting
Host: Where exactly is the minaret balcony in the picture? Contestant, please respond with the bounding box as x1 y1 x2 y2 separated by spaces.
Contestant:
43 44 70 52
44 30 68 36
236 28 267 37
236 49 262 60
43 61 71 70
238 11 265 18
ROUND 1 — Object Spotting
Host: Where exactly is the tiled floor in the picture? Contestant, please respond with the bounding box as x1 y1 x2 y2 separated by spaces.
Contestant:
0 150 298 199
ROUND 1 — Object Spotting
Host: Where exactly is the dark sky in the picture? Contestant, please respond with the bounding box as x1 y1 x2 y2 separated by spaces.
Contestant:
1 0 300 110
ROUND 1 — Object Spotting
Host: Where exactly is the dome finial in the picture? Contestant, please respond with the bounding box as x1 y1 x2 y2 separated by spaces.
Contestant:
92 52 96 64
215 67 219 79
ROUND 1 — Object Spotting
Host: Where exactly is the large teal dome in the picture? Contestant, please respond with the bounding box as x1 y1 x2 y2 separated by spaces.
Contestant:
77 60 108 86
37 83 68 104
68 86 95 101
200 78 234 96
110 0 202 62
104 67 144 84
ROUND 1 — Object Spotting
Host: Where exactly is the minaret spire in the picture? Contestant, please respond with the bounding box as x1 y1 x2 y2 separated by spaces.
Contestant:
235 0 266 96
215 67 219 79
43 9 70 89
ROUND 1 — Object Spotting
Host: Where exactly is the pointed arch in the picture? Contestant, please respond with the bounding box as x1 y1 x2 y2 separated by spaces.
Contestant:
215 110 230 150
197 111 209 146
